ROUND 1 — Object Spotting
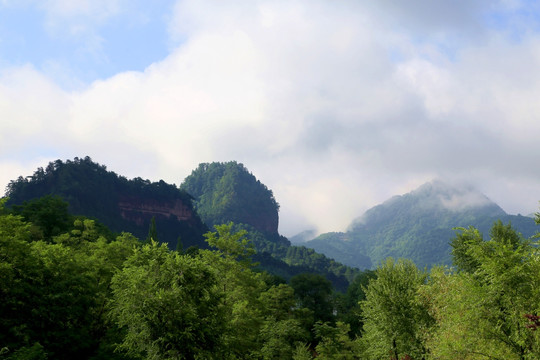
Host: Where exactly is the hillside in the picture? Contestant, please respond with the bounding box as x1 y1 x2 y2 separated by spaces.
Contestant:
5 156 207 249
305 180 539 269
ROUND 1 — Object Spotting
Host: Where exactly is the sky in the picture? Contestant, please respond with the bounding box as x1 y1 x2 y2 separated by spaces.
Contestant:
1 0 540 237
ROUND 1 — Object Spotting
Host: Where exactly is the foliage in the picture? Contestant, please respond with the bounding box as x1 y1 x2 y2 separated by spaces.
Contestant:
291 273 335 325
359 258 433 360
0 201 136 359
314 321 360 360
424 221 540 359
337 270 377 336
198 224 267 358
109 241 226 359
11 195 72 240
5 166 540 360
241 222 358 292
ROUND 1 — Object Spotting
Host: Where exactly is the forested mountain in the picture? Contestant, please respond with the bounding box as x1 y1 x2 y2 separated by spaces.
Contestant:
306 180 538 269
4 157 357 290
5 156 207 250
180 161 280 234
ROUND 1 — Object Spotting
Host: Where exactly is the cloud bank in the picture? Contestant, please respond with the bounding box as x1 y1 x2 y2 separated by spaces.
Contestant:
1 0 540 236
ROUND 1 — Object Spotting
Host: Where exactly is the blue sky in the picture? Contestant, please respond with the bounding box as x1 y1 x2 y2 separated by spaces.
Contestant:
1 0 540 236
0 1 177 86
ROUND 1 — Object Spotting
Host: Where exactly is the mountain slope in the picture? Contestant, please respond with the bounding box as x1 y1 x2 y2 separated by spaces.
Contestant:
306 180 538 269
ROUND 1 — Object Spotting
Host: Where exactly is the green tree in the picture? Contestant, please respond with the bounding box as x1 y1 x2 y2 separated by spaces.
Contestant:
146 216 158 243
424 221 540 359
109 241 226 359
11 195 72 241
180 162 279 234
450 225 484 273
0 212 99 359
290 273 335 325
256 284 310 359
199 223 265 358
0 198 136 359
359 258 432 360
314 321 359 360
337 270 376 337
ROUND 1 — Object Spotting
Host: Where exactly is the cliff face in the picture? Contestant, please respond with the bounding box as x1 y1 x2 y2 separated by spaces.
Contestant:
119 197 194 226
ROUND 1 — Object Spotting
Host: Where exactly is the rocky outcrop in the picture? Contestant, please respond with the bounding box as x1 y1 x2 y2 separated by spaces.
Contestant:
119 197 194 226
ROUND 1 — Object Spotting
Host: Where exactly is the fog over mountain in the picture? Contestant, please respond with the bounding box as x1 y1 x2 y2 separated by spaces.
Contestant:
305 180 538 269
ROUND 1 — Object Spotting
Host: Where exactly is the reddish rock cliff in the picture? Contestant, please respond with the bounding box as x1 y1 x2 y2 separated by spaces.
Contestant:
118 197 194 226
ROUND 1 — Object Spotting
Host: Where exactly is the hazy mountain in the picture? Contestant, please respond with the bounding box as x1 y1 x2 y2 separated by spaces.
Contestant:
305 180 538 269
288 229 318 244
178 161 358 290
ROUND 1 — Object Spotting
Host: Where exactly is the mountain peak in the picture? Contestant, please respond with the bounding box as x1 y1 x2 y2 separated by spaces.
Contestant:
411 179 502 213
307 179 535 269
350 179 506 231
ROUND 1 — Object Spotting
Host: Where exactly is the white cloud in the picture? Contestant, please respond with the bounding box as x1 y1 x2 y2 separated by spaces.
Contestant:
2 0 540 236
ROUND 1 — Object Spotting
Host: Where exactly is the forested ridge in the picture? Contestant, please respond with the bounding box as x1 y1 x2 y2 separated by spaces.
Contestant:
5 156 207 250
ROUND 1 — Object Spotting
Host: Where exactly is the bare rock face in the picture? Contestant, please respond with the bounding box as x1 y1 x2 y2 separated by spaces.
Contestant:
119 197 194 226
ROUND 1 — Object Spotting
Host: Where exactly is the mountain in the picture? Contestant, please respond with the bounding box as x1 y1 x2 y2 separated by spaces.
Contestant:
289 229 318 244
4 157 358 291
180 161 279 234
305 180 539 269
179 161 358 290
5 156 207 249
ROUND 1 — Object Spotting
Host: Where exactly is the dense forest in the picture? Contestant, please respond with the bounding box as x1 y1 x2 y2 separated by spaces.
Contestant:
180 162 280 234
1 195 540 359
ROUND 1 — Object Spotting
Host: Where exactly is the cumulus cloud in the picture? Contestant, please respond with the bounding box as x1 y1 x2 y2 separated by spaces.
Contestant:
1 0 540 236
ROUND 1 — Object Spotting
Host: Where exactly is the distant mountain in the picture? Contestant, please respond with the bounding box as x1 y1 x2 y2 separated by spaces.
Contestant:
289 229 318 244
305 180 538 269
179 161 358 290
